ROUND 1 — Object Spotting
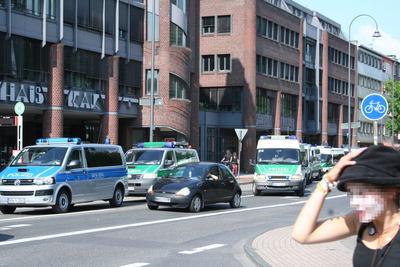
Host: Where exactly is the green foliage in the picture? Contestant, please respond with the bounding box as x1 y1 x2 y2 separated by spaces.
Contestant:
385 79 400 136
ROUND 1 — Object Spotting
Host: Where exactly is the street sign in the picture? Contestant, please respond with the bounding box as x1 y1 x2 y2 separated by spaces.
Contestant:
361 93 388 120
14 102 25 115
235 128 248 141
341 122 360 129
139 97 163 106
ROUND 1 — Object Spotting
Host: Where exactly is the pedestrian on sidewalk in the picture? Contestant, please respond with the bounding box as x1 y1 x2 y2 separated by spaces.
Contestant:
221 149 233 171
292 145 400 267
231 152 238 176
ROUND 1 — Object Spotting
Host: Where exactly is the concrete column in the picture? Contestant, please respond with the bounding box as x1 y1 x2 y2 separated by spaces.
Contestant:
296 19 304 141
338 104 343 147
321 31 329 145
274 91 282 135
101 56 119 144
43 43 64 138
242 0 257 173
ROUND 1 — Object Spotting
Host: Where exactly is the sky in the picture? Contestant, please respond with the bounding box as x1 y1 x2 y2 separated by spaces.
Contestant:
294 0 400 58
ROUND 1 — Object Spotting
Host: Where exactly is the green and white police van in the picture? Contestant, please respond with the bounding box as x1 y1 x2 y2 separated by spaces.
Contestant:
125 142 199 195
252 135 308 196
319 147 345 175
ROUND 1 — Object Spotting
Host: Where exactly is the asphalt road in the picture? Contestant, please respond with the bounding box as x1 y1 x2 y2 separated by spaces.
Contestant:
0 182 352 267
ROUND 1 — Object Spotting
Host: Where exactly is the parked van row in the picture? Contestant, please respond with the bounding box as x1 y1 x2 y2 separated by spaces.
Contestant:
251 135 348 196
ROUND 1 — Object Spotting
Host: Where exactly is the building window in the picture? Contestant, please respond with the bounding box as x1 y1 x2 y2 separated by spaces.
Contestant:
146 0 159 41
217 15 231 33
146 70 159 95
170 23 187 47
200 87 241 111
256 88 274 114
217 54 231 72
202 16 215 34
281 93 297 118
171 0 186 13
169 73 188 100
202 55 215 72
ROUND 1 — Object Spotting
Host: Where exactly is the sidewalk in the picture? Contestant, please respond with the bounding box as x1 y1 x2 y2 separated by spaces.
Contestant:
236 174 253 184
248 226 355 267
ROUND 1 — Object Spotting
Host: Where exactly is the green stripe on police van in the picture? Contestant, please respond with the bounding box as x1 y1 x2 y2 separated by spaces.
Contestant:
127 165 159 174
255 164 299 175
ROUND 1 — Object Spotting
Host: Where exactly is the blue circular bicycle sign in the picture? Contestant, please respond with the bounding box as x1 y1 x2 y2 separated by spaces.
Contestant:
361 93 388 120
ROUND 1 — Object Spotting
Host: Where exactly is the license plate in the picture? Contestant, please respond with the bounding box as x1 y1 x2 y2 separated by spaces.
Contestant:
128 186 135 191
154 196 171 203
8 198 25 204
272 182 287 187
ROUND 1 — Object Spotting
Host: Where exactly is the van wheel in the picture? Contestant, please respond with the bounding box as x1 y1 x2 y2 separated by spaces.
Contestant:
252 182 261 196
189 195 202 213
52 189 70 213
0 206 16 214
110 186 124 207
229 192 241 208
296 180 306 197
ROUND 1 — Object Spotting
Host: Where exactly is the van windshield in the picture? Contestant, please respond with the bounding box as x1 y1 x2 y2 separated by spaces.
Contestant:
11 147 68 166
320 154 332 163
126 150 164 165
257 148 300 165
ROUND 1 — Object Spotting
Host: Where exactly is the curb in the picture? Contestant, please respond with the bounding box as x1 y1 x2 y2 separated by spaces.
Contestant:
244 231 272 267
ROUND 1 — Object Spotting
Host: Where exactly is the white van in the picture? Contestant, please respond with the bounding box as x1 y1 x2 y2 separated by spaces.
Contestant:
319 147 345 174
0 138 128 214
253 136 308 196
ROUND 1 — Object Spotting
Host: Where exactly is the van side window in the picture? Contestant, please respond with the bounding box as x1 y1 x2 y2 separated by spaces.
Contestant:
66 149 83 169
176 150 198 165
84 147 123 167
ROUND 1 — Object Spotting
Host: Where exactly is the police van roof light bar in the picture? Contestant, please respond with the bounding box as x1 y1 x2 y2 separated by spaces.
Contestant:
36 138 81 145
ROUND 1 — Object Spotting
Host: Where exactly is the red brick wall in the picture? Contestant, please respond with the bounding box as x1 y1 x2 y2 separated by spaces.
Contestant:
43 43 64 138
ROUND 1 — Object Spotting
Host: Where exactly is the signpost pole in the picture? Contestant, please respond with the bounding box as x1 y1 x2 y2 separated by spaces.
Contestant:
14 102 25 150
234 128 248 178
373 121 378 145
237 140 242 179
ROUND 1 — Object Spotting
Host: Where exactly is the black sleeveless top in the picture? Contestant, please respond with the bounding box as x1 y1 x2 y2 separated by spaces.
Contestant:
353 223 400 267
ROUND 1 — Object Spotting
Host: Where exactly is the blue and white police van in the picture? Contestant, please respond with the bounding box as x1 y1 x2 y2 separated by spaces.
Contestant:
0 138 128 214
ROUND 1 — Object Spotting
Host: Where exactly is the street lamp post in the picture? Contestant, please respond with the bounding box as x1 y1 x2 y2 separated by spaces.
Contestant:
347 14 380 151
149 0 156 142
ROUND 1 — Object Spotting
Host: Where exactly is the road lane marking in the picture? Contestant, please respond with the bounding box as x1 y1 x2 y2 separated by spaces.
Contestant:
0 194 346 247
179 243 226 254
242 195 253 198
120 263 150 267
0 224 31 231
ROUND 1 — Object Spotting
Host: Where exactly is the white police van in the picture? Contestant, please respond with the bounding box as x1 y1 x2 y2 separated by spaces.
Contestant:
0 138 128 214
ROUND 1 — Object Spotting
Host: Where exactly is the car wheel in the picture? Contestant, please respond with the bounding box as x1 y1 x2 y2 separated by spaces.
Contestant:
0 206 16 214
229 192 241 208
189 195 202 213
110 186 124 207
252 182 261 196
296 180 306 197
52 189 71 213
147 204 159 210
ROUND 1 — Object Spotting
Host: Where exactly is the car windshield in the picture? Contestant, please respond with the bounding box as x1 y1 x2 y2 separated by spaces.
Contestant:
320 154 332 163
11 147 68 166
125 150 164 165
257 148 300 165
166 165 206 180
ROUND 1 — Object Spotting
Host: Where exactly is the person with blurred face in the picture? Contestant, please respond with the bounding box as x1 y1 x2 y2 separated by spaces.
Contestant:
292 146 400 266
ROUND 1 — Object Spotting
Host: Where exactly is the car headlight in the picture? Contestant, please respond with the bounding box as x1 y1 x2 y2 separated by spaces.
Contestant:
33 177 55 185
255 174 266 180
143 173 157 179
175 187 190 196
147 185 154 194
291 174 302 180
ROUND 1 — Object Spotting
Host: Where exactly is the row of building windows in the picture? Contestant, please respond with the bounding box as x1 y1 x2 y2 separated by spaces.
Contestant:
328 47 354 69
8 0 56 19
256 16 299 49
358 74 382 91
359 122 385 135
200 87 241 112
358 51 382 70
328 77 354 97
256 55 299 83
201 15 231 35
202 54 231 73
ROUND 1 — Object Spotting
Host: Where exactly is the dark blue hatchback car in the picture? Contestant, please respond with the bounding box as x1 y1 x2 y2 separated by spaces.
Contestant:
146 162 242 212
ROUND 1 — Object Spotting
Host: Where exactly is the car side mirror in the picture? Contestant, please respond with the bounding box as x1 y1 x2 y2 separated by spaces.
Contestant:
67 160 80 169
249 159 256 166
164 159 174 167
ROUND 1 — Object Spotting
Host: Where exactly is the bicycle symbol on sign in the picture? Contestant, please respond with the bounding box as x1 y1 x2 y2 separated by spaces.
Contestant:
364 101 386 114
